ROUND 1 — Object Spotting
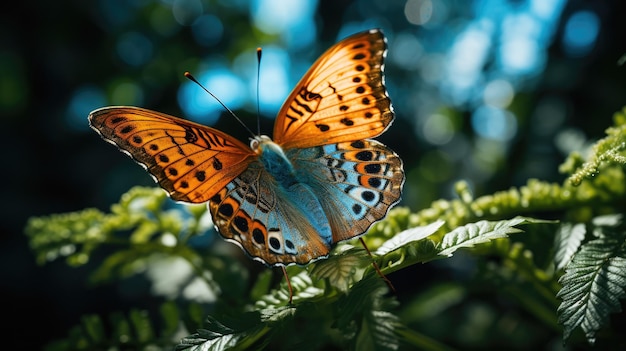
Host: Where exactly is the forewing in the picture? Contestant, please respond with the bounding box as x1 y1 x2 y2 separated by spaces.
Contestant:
273 29 393 149
89 106 256 203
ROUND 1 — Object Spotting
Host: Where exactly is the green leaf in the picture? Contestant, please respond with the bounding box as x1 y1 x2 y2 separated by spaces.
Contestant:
374 220 444 256
249 270 273 301
81 314 105 344
557 227 626 343
437 217 534 258
160 301 181 337
333 276 401 350
176 308 294 351
129 309 155 343
565 107 626 186
255 269 325 308
177 317 245 351
25 208 108 265
45 304 185 350
356 310 401 351
554 222 587 270
310 246 370 292
336 276 387 329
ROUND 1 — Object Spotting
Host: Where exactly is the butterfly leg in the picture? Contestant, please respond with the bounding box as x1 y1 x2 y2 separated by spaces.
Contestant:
281 266 294 304
359 237 395 293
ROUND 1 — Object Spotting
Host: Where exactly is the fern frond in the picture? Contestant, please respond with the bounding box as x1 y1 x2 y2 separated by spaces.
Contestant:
557 215 626 344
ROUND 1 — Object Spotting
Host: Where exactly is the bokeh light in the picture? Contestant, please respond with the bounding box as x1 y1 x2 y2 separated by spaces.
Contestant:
178 65 246 125
110 80 145 106
191 14 224 46
421 113 456 145
471 105 518 142
404 0 433 26
251 0 318 49
483 79 514 108
562 10 600 57
116 31 154 67
443 21 492 105
66 85 106 131
389 32 424 70
149 3 180 36
172 0 204 25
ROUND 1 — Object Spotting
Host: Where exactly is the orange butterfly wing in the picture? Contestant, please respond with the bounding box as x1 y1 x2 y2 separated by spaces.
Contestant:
273 29 393 149
88 107 256 203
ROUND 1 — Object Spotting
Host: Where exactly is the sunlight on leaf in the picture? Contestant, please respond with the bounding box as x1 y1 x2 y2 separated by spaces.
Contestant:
557 217 626 344
310 246 369 291
176 308 297 351
375 220 444 256
437 217 533 258
565 107 626 186
554 222 586 270
356 310 401 351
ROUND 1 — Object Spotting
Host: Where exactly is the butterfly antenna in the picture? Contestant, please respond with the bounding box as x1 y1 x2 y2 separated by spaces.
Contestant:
184 72 256 137
256 47 262 135
281 266 294 304
359 238 396 293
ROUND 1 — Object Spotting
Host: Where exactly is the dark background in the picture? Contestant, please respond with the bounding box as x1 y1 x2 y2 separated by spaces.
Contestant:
2 0 625 349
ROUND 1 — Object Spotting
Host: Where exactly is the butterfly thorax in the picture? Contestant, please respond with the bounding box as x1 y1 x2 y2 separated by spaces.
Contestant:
251 135 297 188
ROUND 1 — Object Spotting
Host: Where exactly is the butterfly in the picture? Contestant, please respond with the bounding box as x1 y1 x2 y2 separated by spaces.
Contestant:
89 28 404 269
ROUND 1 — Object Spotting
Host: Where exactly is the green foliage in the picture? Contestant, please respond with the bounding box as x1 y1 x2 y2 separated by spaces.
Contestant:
556 215 626 344
562 107 626 186
25 107 626 349
45 301 203 351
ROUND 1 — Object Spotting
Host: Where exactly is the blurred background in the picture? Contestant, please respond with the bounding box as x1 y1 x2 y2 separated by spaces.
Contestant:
2 0 625 348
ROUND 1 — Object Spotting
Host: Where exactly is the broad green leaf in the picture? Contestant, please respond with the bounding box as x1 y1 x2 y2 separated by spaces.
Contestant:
336 276 388 330
310 246 369 292
437 217 531 258
255 269 324 308
554 222 586 270
333 276 401 351
356 310 400 351
176 309 286 351
374 220 444 256
250 270 273 301
557 234 626 343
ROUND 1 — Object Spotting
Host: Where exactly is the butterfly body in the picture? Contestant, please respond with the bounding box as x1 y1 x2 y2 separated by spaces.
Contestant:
89 29 404 267
253 136 298 187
